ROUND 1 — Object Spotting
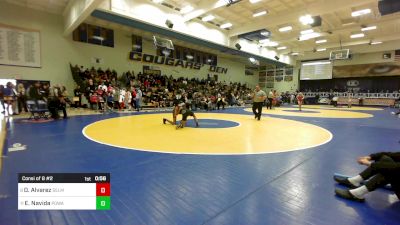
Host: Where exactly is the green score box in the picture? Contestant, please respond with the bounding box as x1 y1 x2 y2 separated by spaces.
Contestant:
96 196 111 210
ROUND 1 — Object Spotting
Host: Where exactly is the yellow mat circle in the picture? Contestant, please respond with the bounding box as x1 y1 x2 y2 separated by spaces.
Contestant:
244 107 373 118
83 113 332 155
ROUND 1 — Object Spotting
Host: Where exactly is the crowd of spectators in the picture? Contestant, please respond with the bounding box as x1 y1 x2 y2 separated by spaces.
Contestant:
70 65 256 112
0 65 303 119
0 81 69 119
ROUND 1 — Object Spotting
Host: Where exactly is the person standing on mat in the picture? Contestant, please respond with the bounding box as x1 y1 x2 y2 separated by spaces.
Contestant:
267 89 274 110
347 91 352 108
334 151 400 202
297 92 304 111
252 85 267 120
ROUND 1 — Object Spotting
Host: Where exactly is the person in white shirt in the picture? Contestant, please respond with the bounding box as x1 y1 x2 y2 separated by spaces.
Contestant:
119 88 126 109
252 85 267 120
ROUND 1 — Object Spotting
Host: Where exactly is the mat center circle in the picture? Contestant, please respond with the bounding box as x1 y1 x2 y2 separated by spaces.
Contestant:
185 119 239 128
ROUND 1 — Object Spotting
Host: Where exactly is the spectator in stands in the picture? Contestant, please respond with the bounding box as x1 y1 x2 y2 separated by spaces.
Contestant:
61 86 72 106
4 82 17 115
17 83 28 113
104 91 112 112
334 151 400 202
41 83 50 101
130 87 136 109
124 88 132 110
217 93 226 110
73 85 82 108
112 87 120 110
135 87 142 111
48 85 67 119
29 81 43 101
209 94 216 110
86 79 96 109
118 88 125 110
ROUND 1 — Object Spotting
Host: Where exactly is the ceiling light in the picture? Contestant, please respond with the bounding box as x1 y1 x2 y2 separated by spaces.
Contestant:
258 38 278 47
262 41 278 47
202 15 215 22
299 32 321 41
186 55 194 59
352 9 371 17
162 49 171 56
260 31 270 36
279 26 292 32
299 14 314 25
249 0 261 3
361 26 376 31
277 46 287 50
316 48 326 52
253 10 267 17
315 39 327 44
303 61 331 66
92 36 105 41
152 0 163 3
370 41 382 45
300 29 313 35
291 52 299 55
180 5 194 14
342 22 356 26
220 23 233 29
249 57 256 63
350 33 365 38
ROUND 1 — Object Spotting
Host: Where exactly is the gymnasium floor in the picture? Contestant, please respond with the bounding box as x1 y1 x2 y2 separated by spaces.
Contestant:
0 105 399 225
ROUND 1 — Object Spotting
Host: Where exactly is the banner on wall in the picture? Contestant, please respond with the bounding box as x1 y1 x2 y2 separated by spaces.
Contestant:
333 62 400 78
129 51 228 74
0 24 41 68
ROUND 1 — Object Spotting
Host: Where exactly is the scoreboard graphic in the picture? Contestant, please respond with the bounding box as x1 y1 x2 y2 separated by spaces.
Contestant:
18 173 110 210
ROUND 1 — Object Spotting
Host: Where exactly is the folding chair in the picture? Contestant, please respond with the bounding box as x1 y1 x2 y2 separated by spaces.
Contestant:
26 100 49 120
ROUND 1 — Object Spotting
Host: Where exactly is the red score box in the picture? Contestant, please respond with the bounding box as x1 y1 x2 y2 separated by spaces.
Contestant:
96 183 110 196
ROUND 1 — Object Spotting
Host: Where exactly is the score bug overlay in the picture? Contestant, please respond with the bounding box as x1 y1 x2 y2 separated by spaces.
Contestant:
18 173 110 210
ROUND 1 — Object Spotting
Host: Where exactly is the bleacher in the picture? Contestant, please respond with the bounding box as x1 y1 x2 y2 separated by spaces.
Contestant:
305 92 399 107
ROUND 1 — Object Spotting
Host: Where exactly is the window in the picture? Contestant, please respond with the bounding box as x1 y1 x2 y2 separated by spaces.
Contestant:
73 23 114 48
